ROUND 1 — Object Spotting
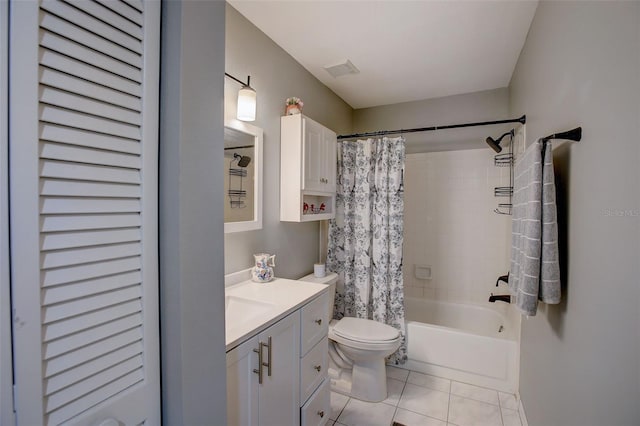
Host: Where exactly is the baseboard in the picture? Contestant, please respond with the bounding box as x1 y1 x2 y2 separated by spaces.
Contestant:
519 398 529 426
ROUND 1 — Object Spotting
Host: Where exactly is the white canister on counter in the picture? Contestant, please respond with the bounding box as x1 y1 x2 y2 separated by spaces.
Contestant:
314 263 326 278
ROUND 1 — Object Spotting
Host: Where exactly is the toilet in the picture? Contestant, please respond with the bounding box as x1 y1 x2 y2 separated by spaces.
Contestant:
300 273 402 403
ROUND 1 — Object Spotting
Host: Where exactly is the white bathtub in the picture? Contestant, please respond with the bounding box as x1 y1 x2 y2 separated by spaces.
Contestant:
401 297 519 393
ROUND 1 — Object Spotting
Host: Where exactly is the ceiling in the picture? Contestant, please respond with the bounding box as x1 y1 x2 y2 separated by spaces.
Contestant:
228 0 539 110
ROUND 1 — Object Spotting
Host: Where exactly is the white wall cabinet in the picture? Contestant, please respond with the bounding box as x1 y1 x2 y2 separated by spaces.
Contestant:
227 311 301 426
226 291 331 426
281 115 337 222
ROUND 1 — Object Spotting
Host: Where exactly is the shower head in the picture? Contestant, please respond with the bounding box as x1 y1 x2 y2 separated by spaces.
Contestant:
485 137 502 153
233 153 251 168
485 130 515 153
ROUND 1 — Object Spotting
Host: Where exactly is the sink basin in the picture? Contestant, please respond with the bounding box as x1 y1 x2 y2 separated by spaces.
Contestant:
225 295 275 328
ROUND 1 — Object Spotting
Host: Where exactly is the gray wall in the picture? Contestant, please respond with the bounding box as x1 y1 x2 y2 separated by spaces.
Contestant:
353 88 510 153
509 2 640 425
159 1 227 424
224 4 353 278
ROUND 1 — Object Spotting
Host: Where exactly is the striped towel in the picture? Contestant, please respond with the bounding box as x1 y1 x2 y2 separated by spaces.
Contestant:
508 139 561 316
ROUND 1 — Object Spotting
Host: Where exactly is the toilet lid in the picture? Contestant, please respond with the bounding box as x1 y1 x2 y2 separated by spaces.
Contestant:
332 317 400 343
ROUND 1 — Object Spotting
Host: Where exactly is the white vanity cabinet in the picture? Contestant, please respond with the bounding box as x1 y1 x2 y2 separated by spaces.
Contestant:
281 114 337 222
226 311 301 426
299 291 331 426
226 285 331 426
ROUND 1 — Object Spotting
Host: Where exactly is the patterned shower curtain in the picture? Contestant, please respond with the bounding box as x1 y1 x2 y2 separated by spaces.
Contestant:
326 136 407 364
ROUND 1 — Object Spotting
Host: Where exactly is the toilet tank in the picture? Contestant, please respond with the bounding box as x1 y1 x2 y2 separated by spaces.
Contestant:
298 272 338 320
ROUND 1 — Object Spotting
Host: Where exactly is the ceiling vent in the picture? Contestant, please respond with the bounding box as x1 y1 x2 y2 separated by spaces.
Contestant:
323 60 360 78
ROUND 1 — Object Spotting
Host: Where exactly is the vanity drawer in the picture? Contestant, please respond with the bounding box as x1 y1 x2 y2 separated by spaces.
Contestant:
301 378 330 426
301 291 329 355
301 337 328 403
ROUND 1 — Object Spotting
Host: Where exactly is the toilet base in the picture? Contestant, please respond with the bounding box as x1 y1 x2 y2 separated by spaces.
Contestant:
350 358 388 402
328 360 388 403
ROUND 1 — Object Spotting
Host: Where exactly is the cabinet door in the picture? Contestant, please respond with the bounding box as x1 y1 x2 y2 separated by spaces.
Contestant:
9 1 161 424
322 128 337 193
227 336 260 426
303 118 324 192
259 311 301 426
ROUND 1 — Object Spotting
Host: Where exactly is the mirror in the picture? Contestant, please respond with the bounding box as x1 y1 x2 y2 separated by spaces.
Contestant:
224 119 263 233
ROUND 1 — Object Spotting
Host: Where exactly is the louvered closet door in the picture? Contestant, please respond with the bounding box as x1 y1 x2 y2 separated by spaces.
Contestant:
9 1 160 424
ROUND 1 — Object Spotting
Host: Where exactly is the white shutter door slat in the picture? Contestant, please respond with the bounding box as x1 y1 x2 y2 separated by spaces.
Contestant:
45 341 143 394
46 355 143 412
40 68 142 111
41 228 140 250
95 0 143 26
40 0 142 53
40 48 143 97
41 214 142 232
43 271 141 304
41 198 141 214
41 161 141 184
40 87 141 125
47 369 144 425
40 124 141 155
68 0 143 40
41 180 141 198
40 31 141 82
42 256 141 287
11 1 160 423
41 142 141 168
43 286 141 324
40 105 141 139
45 313 143 359
42 242 142 269
122 0 143 13
43 300 142 342
44 327 142 378
39 10 142 68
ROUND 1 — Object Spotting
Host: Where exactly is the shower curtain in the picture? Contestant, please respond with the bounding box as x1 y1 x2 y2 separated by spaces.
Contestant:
326 136 407 364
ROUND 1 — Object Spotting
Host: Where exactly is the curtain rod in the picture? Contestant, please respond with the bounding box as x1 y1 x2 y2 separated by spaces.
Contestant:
337 115 526 140
541 127 581 142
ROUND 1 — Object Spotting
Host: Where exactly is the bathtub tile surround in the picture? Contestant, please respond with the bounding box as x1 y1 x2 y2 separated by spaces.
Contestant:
403 150 512 305
330 366 524 426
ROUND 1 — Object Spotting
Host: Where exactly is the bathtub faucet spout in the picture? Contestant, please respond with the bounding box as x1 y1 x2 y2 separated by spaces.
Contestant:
489 293 511 303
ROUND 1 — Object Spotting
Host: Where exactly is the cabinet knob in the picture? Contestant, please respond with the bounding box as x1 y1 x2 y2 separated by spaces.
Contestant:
314 365 321 372
317 410 325 418
314 318 322 325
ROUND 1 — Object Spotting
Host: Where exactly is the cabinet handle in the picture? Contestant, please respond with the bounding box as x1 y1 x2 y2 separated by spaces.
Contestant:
263 336 272 377
315 318 322 325
317 410 325 418
314 365 321 372
253 346 263 384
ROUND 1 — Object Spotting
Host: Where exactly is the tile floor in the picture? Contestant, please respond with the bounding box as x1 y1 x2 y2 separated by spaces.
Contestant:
328 366 524 426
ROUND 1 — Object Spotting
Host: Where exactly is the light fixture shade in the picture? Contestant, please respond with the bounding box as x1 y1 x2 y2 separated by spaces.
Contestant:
237 85 256 121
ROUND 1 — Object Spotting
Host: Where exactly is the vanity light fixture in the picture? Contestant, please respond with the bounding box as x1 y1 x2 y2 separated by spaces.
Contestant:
225 72 256 122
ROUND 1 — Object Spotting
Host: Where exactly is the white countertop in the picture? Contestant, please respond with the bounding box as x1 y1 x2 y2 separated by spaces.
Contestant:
225 277 328 351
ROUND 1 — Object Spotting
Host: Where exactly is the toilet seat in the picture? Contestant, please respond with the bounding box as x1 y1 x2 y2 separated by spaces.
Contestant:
329 317 401 351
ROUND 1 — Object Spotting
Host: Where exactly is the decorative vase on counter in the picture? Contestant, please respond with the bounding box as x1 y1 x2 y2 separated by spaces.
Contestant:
252 253 276 283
